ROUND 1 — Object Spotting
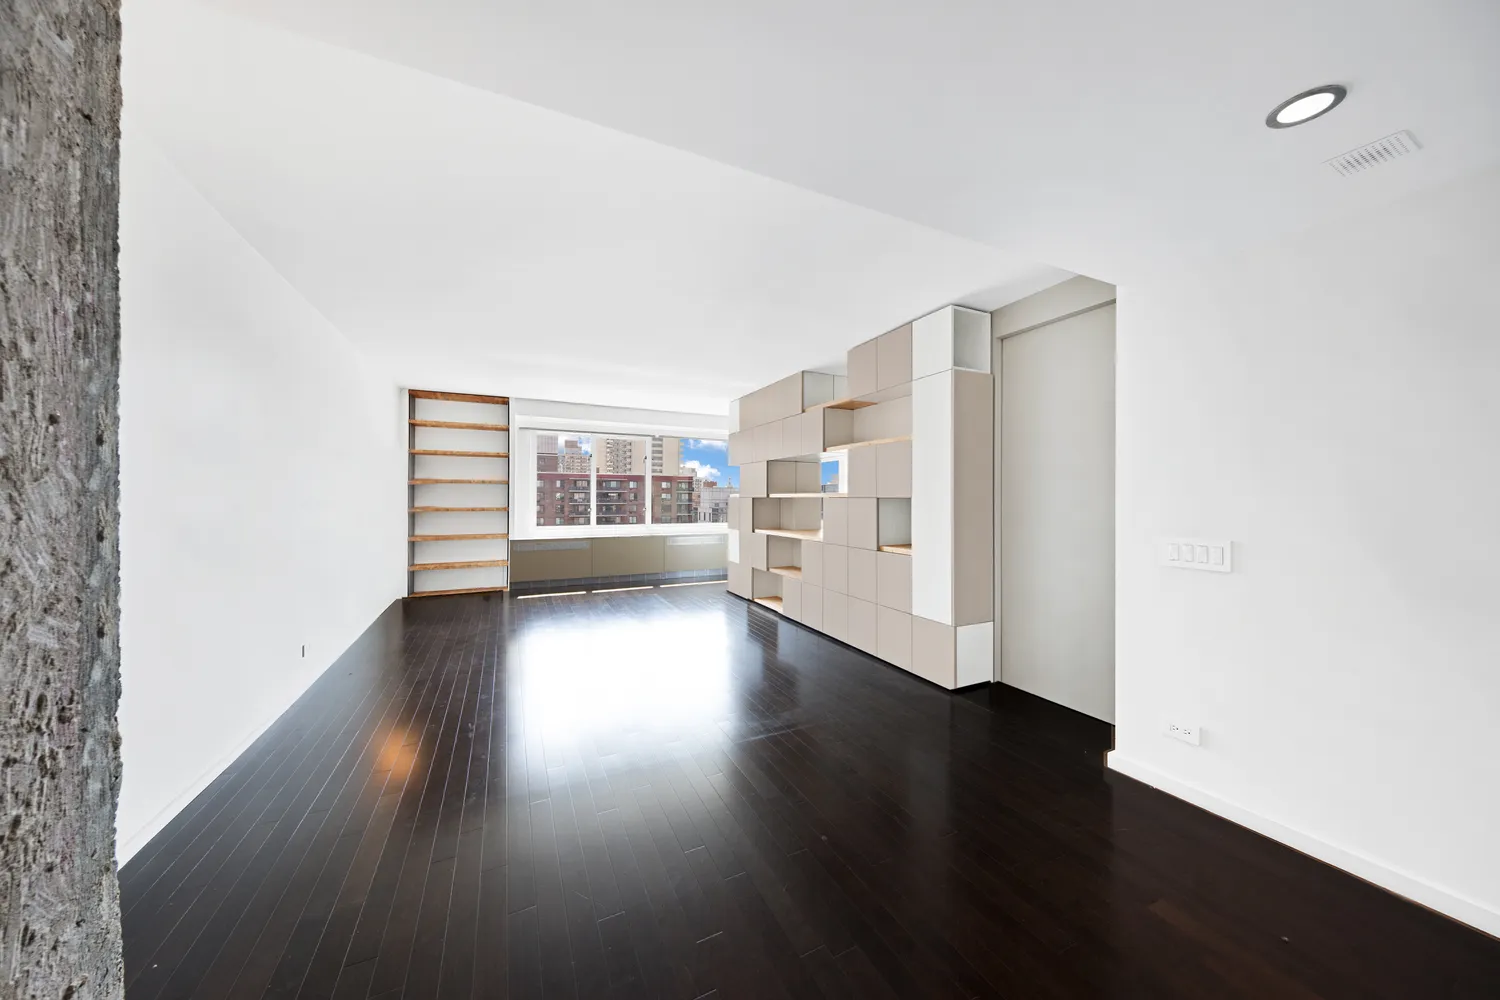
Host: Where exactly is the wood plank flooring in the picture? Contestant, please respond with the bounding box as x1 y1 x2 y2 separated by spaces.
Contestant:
119 585 1500 998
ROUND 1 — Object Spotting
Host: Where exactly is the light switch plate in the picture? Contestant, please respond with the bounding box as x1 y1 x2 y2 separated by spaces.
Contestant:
1160 538 1233 573
1166 722 1201 746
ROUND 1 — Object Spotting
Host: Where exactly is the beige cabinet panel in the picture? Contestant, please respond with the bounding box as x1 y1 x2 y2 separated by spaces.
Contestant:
823 591 848 642
823 544 848 594
752 422 773 463
911 616 957 689
728 430 749 466
847 547 878 604
847 499 878 551
740 462 767 498
801 584 823 631
877 607 913 670
847 597 878 654
877 551 912 613
795 461 821 494
780 415 803 459
728 560 753 598
847 338 879 398
846 446 878 497
781 577 802 621
876 439 912 498
802 411 825 456
877 324 913 391
822 497 848 546
745 530 768 571
801 541 823 587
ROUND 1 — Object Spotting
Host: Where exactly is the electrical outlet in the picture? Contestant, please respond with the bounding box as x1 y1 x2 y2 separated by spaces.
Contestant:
1166 722 1201 746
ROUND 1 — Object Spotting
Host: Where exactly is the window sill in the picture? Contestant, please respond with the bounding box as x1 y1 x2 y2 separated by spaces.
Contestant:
515 523 729 541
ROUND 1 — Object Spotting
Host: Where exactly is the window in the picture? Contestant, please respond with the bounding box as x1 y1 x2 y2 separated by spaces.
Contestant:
529 431 736 531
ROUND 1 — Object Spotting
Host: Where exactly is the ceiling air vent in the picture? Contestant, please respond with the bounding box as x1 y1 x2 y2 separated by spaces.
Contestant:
1325 130 1420 177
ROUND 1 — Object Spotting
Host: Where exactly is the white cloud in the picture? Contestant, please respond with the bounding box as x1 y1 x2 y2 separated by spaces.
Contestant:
685 438 727 450
682 459 723 482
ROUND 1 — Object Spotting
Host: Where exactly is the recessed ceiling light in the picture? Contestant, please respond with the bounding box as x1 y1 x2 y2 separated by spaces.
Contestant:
1266 84 1347 129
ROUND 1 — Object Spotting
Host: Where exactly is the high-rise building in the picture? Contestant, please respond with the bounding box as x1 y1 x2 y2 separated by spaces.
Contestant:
651 435 682 475
697 483 732 523
557 437 591 475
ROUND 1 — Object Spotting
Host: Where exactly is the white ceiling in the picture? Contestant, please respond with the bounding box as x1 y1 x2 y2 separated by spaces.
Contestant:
128 0 1500 411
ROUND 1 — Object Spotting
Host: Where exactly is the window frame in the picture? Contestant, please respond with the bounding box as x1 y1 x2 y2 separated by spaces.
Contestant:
519 426 733 540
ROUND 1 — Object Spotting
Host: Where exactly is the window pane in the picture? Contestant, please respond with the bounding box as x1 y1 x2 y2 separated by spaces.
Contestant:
822 457 842 493
667 437 735 522
595 435 647 525
535 432 593 526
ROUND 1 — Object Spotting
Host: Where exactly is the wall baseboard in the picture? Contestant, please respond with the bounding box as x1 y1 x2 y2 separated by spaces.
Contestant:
1107 752 1500 940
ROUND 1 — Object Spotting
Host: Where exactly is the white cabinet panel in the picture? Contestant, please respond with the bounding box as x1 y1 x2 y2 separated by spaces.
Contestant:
823 544 848 594
877 551 912 613
877 608 912 670
911 373 953 624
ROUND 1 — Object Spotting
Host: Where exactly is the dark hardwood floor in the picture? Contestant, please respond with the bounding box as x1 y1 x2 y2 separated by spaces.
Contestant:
119 584 1500 999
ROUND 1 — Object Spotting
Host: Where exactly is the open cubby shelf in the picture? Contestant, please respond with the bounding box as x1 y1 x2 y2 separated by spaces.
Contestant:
805 398 877 411
409 559 510 572
824 434 911 452
768 566 802 579
753 596 784 611
878 543 912 555
754 527 822 541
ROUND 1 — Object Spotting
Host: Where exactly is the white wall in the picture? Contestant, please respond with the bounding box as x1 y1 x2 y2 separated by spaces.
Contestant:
117 135 406 862
1111 164 1500 935
997 302 1116 722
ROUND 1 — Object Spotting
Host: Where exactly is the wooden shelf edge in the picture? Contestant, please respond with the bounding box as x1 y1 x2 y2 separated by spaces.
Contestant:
768 493 846 499
409 419 509 431
805 398 878 412
409 450 510 458
409 559 510 571
824 434 912 451
767 566 803 579
753 596 784 611
753 528 822 541
409 389 509 404
409 479 509 485
408 586 508 598
409 533 510 541
878 544 912 555
410 506 509 512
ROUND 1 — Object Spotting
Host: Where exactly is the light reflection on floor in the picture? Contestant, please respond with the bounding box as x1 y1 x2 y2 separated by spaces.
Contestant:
514 601 735 744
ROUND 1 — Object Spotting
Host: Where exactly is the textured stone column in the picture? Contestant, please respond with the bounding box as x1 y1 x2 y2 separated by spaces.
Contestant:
0 1 125 997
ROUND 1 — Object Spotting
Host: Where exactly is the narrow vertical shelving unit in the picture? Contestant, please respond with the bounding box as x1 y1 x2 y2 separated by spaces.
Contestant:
407 389 511 597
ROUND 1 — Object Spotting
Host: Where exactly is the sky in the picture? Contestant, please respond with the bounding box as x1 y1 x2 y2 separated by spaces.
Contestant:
681 437 736 487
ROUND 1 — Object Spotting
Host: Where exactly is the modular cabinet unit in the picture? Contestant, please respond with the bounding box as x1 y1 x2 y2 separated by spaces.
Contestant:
801 584 824 630
801 541 824 587
912 305 992 380
727 301 993 695
877 551 912 613
877 324 913 391
728 559 753 598
781 577 803 621
740 461 768 498
877 608 912 670
848 337 879 398
846 445 879 497
847 548 878 604
847 499 878 551
876 439 912 497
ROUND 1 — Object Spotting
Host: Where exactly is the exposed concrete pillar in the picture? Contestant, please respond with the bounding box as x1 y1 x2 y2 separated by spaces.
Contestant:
1 1 125 996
